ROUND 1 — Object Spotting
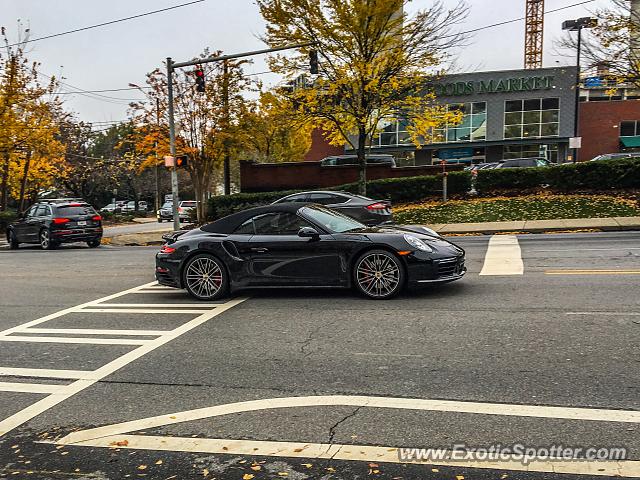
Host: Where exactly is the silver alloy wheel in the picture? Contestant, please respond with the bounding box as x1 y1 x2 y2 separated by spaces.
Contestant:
356 252 401 298
185 256 223 299
40 229 50 249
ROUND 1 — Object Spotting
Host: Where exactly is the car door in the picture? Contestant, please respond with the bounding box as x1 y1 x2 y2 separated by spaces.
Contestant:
12 205 37 242
25 205 48 242
246 211 344 287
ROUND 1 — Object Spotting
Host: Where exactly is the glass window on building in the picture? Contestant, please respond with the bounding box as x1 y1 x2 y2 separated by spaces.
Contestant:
620 120 640 136
504 98 559 140
503 143 559 162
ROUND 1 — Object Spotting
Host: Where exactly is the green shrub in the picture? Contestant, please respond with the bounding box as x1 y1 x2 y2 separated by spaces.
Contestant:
476 166 548 193
0 210 17 234
208 172 472 220
475 158 640 195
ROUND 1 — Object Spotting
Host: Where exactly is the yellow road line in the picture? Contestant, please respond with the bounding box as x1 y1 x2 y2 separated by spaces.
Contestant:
545 270 640 275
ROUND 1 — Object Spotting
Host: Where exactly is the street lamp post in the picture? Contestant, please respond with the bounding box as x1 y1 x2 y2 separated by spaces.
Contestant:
562 17 598 163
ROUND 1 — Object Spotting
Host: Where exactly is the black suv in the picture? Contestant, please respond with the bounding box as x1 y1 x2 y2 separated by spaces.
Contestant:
7 200 103 250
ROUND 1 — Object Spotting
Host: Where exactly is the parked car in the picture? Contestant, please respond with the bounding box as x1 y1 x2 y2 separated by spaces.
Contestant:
320 154 396 167
590 153 637 162
156 203 466 300
273 191 392 226
121 200 148 213
178 200 198 223
466 162 500 172
7 200 103 250
495 157 552 169
157 201 173 222
100 203 121 214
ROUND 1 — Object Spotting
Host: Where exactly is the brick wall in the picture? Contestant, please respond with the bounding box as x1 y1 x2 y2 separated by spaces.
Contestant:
579 99 640 161
303 129 344 161
240 160 462 192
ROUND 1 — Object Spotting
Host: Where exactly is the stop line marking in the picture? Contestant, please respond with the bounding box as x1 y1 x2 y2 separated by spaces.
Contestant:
479 235 524 276
0 281 248 437
52 394 640 478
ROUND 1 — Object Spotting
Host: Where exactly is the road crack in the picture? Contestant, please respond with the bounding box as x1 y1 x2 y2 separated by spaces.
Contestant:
299 318 339 357
323 404 366 459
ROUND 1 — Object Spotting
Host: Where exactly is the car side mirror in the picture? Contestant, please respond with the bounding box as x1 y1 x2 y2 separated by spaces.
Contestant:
298 226 320 239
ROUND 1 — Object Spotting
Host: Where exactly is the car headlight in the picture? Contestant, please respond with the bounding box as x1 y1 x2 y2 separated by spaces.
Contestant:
404 234 434 253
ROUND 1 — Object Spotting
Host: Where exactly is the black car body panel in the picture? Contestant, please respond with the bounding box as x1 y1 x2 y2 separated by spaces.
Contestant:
8 201 102 246
155 203 465 296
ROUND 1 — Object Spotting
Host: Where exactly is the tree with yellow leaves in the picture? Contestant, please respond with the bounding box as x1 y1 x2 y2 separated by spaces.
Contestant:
0 25 66 211
238 89 313 163
258 0 466 194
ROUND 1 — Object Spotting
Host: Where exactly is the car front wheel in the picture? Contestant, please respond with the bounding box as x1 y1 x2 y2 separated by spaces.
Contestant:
87 239 101 248
8 229 19 249
183 254 228 301
353 249 404 299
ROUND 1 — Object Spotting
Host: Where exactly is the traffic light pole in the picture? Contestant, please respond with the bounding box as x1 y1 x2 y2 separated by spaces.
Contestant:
167 57 181 232
165 42 313 230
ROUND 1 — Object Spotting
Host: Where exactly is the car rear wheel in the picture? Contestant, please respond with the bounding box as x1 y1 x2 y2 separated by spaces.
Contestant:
87 239 101 248
8 229 19 249
40 229 57 250
183 254 228 301
353 250 404 300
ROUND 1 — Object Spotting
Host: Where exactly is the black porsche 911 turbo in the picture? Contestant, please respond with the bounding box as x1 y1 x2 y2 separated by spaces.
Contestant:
155 203 466 300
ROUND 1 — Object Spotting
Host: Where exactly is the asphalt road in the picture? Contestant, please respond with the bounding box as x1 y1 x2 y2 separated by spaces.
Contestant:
102 220 173 237
0 232 639 480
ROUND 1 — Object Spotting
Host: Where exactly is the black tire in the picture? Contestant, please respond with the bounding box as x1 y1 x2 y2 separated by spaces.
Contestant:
157 218 163 223
8 229 19 249
353 249 405 300
182 253 229 301
87 238 101 248
40 228 56 250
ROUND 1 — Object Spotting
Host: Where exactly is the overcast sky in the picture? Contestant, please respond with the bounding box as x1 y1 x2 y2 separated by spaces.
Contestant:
3 0 610 124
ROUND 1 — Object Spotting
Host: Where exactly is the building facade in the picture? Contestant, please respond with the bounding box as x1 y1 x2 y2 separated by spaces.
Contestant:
348 66 578 165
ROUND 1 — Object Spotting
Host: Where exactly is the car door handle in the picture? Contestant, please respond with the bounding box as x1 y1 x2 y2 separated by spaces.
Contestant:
250 247 269 253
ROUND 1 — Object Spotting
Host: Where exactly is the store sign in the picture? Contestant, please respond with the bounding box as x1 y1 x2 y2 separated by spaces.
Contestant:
432 75 555 96
437 147 474 160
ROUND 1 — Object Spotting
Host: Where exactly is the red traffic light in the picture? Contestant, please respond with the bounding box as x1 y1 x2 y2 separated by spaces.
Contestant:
195 69 204 77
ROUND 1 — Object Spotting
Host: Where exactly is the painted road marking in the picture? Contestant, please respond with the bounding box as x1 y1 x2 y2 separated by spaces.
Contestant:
479 235 523 276
0 368 91 379
130 289 185 294
0 335 151 346
53 395 640 478
0 280 248 437
0 382 63 394
19 328 169 336
77 308 211 314
532 248 640 252
50 434 640 478
59 394 640 446
545 270 640 275
567 312 640 316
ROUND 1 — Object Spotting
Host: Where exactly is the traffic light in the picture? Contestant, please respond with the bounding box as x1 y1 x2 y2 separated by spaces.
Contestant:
309 50 319 74
194 68 205 92
175 155 189 168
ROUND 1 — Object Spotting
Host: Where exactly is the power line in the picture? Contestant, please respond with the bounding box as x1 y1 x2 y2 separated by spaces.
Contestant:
6 0 206 48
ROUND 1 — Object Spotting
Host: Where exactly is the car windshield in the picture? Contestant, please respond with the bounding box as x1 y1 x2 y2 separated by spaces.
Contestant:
181 201 197 207
162 202 172 208
301 205 365 233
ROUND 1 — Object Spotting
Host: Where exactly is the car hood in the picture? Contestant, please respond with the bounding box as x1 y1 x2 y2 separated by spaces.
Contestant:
342 226 463 253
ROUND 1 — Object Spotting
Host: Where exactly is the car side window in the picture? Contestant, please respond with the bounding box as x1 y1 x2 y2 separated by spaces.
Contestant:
35 205 48 216
253 212 313 235
25 206 38 217
309 193 340 205
43 206 52 216
234 218 255 235
281 194 308 203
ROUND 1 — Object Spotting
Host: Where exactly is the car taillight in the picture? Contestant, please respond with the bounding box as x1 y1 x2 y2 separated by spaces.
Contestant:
160 245 176 254
91 215 102 222
52 218 70 224
366 202 387 210
178 207 183 213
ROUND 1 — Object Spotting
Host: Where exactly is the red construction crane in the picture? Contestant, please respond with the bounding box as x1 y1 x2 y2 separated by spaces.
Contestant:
524 0 545 69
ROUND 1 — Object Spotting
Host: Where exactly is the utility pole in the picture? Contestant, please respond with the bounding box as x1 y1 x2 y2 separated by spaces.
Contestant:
166 57 181 232
222 59 231 195
155 97 161 212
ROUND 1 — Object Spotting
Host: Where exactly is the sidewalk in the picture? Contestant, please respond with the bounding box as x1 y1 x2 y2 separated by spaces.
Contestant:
430 216 640 235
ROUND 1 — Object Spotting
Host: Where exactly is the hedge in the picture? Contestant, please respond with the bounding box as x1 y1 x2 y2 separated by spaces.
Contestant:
0 210 17 234
476 157 640 194
208 172 472 220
